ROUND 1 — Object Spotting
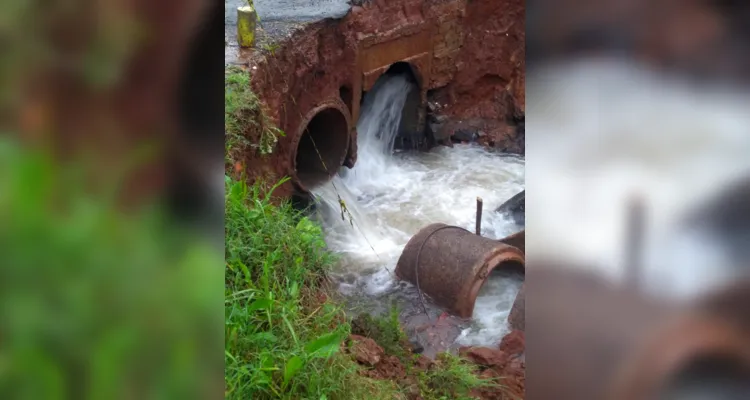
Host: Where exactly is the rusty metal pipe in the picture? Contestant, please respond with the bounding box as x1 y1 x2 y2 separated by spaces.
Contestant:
526 266 750 400
290 99 352 192
395 223 524 318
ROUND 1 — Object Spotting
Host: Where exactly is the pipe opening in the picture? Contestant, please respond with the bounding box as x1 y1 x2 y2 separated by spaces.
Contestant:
294 107 349 191
491 260 525 277
466 257 525 317
382 62 423 151
658 354 750 400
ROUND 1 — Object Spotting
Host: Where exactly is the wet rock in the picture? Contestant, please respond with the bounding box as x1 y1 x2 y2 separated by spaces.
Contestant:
427 115 453 146
452 128 478 142
410 340 424 354
459 346 509 368
348 334 384 366
498 330 525 357
494 190 525 226
502 357 526 397
508 283 525 331
362 355 407 380
428 114 448 124
413 355 434 372
404 383 423 400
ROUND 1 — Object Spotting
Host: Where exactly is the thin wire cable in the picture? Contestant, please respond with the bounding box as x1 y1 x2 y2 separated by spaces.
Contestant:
306 133 395 276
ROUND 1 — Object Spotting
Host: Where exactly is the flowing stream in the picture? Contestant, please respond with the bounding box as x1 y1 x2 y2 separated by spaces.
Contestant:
526 59 750 299
311 74 525 347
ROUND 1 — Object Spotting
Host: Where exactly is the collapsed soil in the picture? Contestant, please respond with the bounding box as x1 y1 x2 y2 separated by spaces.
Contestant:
344 313 526 400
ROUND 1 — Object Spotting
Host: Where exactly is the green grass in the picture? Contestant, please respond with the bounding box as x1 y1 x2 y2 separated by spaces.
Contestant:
351 308 409 360
419 353 493 400
224 176 404 399
223 68 501 400
224 67 283 163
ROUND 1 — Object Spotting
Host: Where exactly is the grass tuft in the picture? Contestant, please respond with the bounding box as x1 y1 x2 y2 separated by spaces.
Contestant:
419 353 493 400
224 176 403 399
224 67 283 163
351 307 409 360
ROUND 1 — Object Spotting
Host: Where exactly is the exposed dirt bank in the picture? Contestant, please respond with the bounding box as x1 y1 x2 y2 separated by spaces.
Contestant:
228 0 525 197
342 327 525 399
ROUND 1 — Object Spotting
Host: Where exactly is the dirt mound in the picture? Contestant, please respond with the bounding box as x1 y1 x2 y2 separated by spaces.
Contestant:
342 328 525 400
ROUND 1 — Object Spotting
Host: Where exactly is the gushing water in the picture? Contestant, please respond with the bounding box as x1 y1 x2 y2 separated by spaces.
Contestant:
527 59 750 299
312 74 525 347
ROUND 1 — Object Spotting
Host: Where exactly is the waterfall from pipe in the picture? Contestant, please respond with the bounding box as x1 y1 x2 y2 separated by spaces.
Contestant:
312 73 525 347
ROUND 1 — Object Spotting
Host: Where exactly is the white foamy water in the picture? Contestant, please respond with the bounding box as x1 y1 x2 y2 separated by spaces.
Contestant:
527 58 750 299
312 74 525 346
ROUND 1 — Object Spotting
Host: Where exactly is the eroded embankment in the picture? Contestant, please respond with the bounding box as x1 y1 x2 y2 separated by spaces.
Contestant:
226 1 526 398
229 0 525 198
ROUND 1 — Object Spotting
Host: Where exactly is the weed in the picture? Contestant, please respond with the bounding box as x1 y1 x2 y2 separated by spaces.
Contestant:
224 67 283 162
224 176 404 399
262 42 280 55
419 353 494 400
350 307 409 360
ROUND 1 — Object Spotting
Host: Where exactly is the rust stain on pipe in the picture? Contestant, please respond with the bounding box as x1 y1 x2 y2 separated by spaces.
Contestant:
395 223 524 318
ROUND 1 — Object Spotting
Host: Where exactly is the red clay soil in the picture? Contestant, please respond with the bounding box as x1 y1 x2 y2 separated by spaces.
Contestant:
233 0 525 198
343 330 525 400
463 330 526 400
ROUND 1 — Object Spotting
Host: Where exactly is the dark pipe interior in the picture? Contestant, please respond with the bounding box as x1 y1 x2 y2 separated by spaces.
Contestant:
658 355 750 400
295 108 349 191
385 62 423 151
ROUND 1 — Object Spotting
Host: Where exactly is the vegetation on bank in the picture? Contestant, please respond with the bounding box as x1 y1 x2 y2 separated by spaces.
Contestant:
225 66 283 163
224 67 493 400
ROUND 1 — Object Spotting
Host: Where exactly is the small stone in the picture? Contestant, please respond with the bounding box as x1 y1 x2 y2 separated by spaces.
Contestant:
499 330 525 356
452 128 478 142
413 355 434 372
410 340 424 354
459 346 509 367
348 334 384 366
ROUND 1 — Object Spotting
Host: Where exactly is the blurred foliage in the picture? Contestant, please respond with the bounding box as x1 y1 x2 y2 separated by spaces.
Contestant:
0 138 223 399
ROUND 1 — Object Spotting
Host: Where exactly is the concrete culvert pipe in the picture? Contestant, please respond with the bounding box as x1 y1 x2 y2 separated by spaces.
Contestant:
395 223 525 318
292 101 351 192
